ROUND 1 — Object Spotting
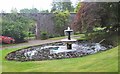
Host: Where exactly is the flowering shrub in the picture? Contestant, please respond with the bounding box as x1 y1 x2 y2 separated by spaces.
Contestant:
0 36 15 44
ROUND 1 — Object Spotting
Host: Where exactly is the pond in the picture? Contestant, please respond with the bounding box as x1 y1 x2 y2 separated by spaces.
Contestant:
5 41 112 62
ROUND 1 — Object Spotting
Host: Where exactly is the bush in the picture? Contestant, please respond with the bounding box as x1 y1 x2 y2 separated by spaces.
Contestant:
48 34 62 38
48 34 54 38
2 13 35 43
74 31 80 35
28 32 35 37
40 31 48 40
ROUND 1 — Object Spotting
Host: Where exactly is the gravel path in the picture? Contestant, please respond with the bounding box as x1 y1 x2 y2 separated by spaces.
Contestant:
1 39 61 50
1 36 80 50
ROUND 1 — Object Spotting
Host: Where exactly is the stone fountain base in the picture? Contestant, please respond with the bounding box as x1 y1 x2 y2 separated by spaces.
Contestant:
61 38 77 50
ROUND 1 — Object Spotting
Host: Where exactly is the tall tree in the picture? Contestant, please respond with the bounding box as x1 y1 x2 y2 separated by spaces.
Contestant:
11 8 18 13
20 8 39 13
71 2 119 33
74 2 81 12
51 0 74 12
40 10 49 13
53 10 70 35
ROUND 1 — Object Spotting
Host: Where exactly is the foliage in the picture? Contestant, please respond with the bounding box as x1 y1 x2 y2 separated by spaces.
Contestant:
53 11 70 35
72 2 119 33
40 31 48 40
99 2 119 32
40 10 49 13
20 8 49 13
0 16 2 35
27 32 35 37
11 8 18 13
90 31 118 46
20 8 39 13
48 34 61 38
74 2 81 12
51 0 74 12
2 13 35 42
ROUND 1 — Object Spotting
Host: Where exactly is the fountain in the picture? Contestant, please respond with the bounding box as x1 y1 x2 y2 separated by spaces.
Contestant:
5 27 110 62
61 27 76 49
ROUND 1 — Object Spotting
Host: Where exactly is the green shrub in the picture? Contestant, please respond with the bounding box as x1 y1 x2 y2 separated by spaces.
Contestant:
74 32 80 35
2 13 35 43
48 34 54 38
28 32 35 37
40 31 48 40
48 34 62 38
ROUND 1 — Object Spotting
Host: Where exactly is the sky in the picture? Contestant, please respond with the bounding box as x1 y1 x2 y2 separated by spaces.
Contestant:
0 0 79 13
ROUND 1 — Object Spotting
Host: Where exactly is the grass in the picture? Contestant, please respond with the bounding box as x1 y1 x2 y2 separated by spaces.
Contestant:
1 44 17 47
0 44 118 72
0 33 119 72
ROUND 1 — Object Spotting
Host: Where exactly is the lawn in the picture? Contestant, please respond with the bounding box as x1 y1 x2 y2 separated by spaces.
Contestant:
0 44 118 72
0 33 119 72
